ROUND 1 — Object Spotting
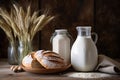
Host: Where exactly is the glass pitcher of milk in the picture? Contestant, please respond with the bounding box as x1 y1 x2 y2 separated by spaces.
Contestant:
71 26 98 71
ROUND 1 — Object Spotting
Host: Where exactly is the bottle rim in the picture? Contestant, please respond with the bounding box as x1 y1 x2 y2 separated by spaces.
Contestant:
55 29 67 32
76 26 91 30
76 26 91 29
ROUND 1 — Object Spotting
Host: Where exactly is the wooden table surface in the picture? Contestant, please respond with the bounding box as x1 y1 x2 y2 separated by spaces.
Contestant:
0 59 120 80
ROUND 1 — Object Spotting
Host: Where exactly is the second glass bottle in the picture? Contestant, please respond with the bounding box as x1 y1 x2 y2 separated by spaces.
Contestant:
51 29 72 64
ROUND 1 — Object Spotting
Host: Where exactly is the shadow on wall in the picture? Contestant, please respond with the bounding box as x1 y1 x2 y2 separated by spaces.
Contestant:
95 0 120 58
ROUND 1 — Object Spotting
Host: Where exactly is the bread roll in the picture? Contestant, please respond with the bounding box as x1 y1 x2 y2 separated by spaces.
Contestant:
34 50 65 69
22 52 44 68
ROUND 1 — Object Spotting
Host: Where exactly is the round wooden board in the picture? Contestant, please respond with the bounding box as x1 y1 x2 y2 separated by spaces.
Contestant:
21 64 71 74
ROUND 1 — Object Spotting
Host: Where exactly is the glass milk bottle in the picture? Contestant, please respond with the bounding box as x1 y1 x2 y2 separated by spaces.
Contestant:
71 26 98 71
51 29 71 64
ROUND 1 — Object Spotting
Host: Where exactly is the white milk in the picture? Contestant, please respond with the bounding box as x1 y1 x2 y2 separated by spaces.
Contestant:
52 29 71 64
71 27 98 71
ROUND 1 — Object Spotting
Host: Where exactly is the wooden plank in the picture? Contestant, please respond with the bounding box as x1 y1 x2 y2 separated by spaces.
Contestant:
40 0 94 50
95 0 120 58
0 59 120 80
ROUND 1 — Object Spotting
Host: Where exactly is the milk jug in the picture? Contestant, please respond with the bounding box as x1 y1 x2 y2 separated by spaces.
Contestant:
71 26 98 71
51 29 72 64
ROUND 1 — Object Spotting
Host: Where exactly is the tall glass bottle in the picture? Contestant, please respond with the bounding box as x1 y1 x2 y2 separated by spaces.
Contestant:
71 26 98 71
51 29 72 64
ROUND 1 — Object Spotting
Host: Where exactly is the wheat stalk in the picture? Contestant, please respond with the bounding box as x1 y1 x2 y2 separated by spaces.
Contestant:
0 3 54 44
0 19 14 43
0 2 54 64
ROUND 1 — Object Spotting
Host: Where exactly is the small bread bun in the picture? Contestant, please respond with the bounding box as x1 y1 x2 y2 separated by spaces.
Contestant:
22 52 44 68
34 50 65 69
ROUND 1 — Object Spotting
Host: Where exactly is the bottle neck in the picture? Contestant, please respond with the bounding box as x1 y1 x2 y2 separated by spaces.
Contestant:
55 29 68 35
77 27 91 37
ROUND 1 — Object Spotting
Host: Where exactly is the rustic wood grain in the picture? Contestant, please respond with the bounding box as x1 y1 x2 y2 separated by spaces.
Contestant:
0 0 120 58
95 0 120 58
0 59 120 80
40 0 94 50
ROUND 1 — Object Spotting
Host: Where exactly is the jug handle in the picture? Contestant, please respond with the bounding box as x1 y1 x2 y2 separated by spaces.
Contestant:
91 32 98 44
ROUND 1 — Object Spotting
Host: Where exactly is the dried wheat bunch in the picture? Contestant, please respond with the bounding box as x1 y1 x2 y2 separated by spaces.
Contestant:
0 3 54 43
